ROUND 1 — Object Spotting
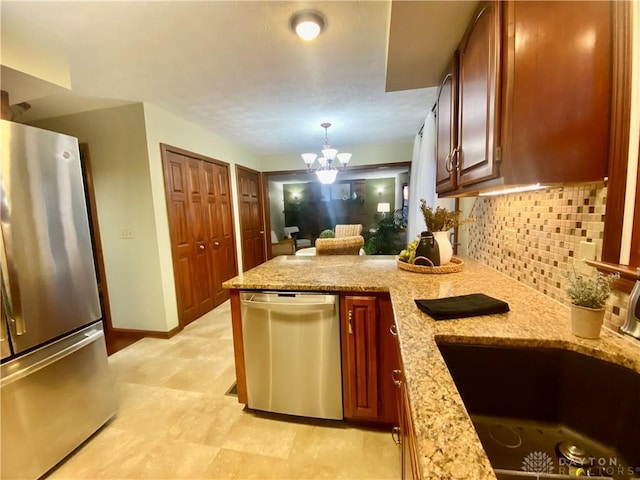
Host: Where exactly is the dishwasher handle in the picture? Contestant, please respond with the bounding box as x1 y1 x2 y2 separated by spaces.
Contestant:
241 299 335 311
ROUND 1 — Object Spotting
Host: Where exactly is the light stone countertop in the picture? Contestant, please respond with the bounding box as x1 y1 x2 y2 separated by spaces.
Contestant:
223 255 640 480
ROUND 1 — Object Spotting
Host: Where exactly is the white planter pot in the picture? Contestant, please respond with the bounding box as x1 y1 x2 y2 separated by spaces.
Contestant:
433 231 453 265
570 305 605 339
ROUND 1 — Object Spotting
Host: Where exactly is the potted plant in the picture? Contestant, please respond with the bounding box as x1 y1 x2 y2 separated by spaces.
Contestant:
418 199 472 264
319 229 335 239
364 209 405 255
565 271 619 339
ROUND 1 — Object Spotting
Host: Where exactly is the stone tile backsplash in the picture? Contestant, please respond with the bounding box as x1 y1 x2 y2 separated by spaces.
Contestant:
467 183 629 331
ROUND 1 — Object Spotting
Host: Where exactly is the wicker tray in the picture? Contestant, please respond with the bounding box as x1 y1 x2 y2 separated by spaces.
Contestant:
396 256 464 274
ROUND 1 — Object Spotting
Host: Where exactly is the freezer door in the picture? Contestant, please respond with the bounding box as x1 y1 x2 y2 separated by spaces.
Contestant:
1 322 116 479
0 120 100 354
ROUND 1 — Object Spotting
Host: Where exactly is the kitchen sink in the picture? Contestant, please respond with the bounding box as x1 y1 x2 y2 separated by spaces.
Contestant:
436 342 640 479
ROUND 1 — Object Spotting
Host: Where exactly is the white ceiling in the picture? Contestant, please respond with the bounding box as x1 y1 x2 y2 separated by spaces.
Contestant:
1 1 476 156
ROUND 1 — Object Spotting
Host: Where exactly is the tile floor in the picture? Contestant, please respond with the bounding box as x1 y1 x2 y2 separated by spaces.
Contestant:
47 301 401 479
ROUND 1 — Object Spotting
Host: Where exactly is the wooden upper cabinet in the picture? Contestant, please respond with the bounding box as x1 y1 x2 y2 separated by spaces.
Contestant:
435 54 459 194
457 1 502 188
438 1 613 197
500 1 611 184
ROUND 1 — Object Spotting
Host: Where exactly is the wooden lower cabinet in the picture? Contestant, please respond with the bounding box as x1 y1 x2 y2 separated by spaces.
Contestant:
340 293 399 424
393 346 421 479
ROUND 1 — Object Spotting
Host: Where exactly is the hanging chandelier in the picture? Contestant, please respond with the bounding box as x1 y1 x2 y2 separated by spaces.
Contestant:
301 123 351 184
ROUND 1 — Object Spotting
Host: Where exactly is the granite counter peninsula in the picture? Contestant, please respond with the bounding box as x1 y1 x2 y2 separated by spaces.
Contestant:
223 255 640 480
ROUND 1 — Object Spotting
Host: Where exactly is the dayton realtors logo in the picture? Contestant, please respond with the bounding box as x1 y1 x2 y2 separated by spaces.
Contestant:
521 451 640 477
522 451 555 474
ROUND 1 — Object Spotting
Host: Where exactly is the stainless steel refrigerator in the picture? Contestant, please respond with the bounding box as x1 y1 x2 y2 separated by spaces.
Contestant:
0 119 116 479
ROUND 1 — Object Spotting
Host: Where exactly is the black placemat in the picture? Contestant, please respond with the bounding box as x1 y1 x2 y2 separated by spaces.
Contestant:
414 293 510 320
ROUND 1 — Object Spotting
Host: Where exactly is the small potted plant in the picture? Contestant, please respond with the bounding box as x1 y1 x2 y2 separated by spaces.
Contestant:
318 229 335 239
565 270 619 339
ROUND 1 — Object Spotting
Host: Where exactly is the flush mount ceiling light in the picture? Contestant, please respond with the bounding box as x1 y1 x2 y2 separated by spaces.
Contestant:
290 10 325 41
301 123 351 185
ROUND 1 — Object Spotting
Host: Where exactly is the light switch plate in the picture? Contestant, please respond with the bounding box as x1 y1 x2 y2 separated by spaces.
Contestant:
120 228 134 239
576 241 596 276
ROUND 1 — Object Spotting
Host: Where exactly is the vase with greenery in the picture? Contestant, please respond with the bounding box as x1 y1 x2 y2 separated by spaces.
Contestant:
419 199 471 232
418 199 472 264
565 270 619 339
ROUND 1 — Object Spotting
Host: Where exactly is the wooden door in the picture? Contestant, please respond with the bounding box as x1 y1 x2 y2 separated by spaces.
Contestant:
187 158 215 316
236 166 266 272
204 161 237 305
164 151 200 325
162 145 237 327
435 55 458 194
457 1 501 187
341 295 379 419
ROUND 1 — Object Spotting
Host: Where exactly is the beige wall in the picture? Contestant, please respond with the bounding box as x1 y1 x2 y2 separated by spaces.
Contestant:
259 142 414 172
30 102 411 333
31 104 171 332
141 103 262 325
32 102 263 334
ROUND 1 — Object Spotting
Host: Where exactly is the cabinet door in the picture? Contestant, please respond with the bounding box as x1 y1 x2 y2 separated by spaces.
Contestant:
391 349 405 478
500 1 611 184
402 382 421 480
457 1 501 187
341 296 379 419
435 55 458 194
377 296 400 424
393 365 420 480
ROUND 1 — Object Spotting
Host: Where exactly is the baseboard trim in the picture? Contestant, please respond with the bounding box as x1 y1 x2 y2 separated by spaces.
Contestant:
110 325 182 339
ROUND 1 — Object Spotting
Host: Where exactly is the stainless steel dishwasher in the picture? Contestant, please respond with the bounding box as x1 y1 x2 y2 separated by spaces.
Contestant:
240 291 343 420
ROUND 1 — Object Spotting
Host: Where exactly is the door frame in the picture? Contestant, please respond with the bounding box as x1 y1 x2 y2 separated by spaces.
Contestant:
160 143 238 328
78 144 114 337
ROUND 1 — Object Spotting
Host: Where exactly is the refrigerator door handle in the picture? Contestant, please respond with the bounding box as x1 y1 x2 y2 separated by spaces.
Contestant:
0 328 104 388
1 275 24 336
0 226 25 336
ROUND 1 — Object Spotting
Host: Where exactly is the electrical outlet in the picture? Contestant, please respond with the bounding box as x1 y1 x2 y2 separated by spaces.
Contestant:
120 228 134 239
504 228 517 253
576 241 597 276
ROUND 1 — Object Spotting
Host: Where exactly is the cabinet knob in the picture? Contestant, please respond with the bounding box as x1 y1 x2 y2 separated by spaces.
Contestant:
392 369 403 387
214 241 220 246
199 244 205 250
389 324 397 336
